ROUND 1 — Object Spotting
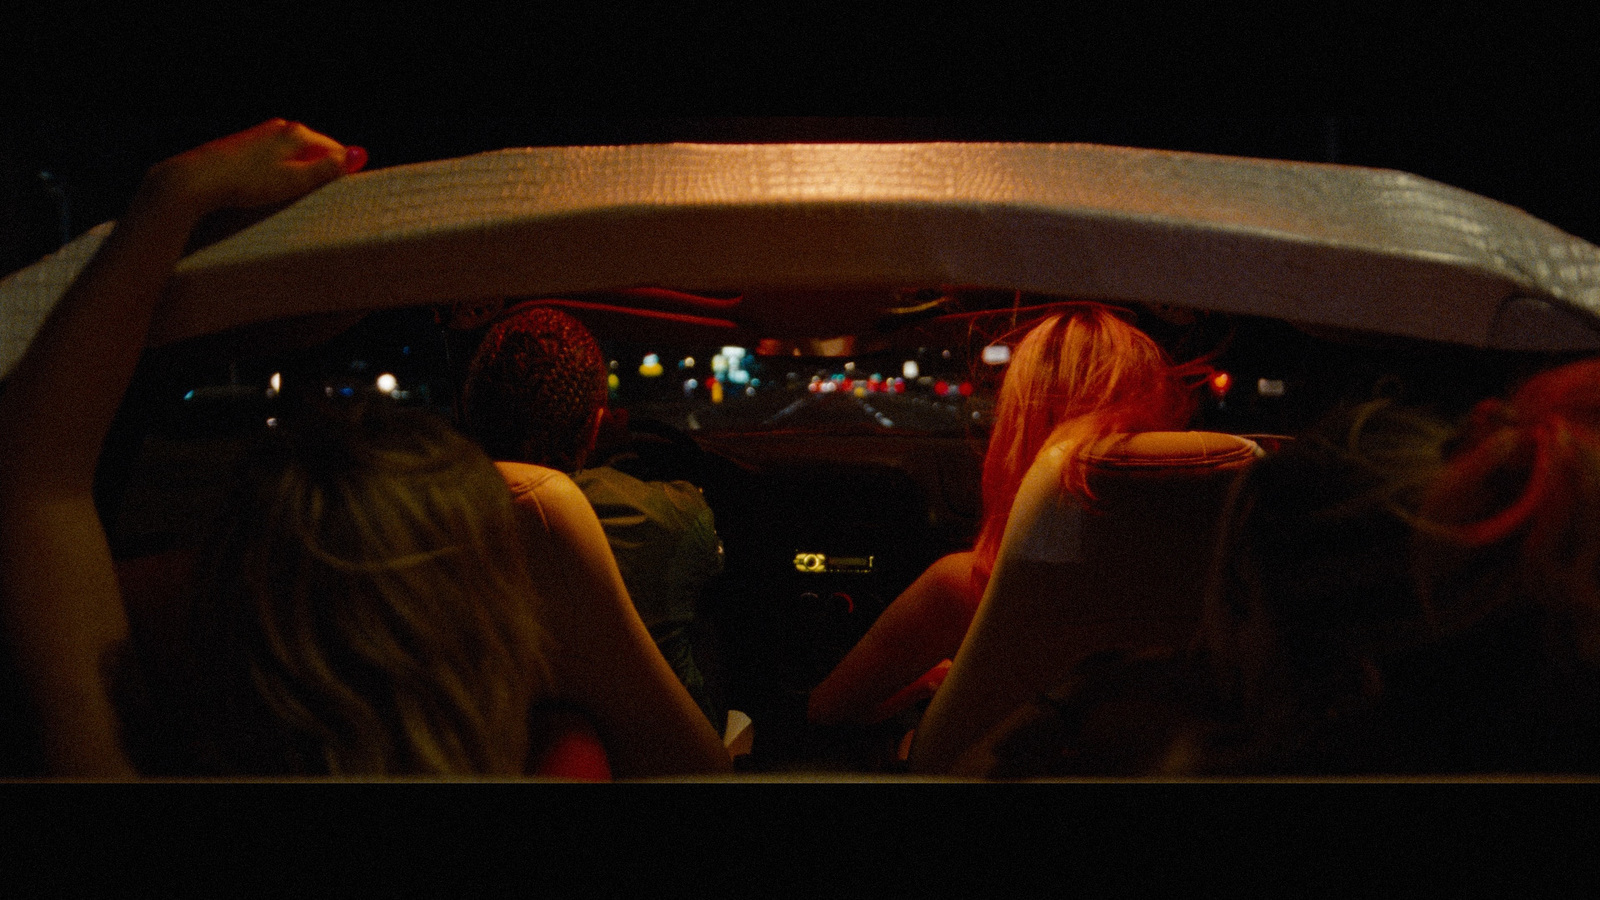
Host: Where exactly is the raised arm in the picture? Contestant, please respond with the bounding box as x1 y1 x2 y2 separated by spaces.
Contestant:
0 121 358 775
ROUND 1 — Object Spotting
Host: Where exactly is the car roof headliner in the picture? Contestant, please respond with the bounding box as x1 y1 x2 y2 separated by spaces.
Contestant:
5 141 1600 380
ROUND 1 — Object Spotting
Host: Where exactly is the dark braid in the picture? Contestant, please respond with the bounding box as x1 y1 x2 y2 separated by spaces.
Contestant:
462 307 607 472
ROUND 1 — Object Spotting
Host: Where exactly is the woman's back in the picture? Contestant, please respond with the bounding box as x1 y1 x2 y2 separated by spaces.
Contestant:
809 305 1198 727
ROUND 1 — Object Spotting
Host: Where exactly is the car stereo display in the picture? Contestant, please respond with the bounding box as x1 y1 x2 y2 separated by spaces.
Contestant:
793 552 875 575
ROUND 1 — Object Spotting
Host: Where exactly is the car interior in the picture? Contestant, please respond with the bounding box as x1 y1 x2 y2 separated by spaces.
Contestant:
4 142 1600 778
57 290 1590 777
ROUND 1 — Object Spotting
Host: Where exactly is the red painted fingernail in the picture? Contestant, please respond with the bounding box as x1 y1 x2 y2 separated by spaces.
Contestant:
342 146 368 174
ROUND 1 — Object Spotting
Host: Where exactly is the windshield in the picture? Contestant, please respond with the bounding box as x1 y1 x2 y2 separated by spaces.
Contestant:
603 339 998 436
135 300 1575 448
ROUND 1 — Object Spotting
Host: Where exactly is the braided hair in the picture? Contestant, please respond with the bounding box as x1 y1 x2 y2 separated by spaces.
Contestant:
462 307 608 472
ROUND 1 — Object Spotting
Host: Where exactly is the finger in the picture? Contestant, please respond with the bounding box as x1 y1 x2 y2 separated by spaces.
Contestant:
275 122 361 187
287 139 366 176
286 153 349 195
281 121 346 163
292 144 366 172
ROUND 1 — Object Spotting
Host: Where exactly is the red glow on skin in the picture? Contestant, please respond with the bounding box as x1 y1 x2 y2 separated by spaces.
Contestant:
290 145 367 173
869 659 952 724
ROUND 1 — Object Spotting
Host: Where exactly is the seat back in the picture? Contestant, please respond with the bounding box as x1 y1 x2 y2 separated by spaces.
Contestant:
908 430 1261 774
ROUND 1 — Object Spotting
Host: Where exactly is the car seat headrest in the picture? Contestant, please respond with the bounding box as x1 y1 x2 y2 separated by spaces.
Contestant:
1082 431 1263 473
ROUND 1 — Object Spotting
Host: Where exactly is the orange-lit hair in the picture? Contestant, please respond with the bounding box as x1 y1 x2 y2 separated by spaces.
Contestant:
1417 357 1600 643
973 306 1196 580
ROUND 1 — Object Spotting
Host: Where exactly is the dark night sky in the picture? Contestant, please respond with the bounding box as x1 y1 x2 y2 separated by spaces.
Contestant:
3 7 1597 276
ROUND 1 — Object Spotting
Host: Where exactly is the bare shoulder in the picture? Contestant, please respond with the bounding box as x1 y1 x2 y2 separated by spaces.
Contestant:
495 460 571 498
496 462 599 538
926 551 978 586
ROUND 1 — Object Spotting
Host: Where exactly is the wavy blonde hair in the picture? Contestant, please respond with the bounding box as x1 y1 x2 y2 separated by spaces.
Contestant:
974 305 1196 580
185 396 550 775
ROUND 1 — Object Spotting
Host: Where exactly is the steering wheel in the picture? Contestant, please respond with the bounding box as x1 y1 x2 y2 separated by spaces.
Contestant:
597 413 719 487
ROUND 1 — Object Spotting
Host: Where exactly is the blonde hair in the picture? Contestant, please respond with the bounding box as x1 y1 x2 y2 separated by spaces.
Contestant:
186 396 550 775
974 305 1195 578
